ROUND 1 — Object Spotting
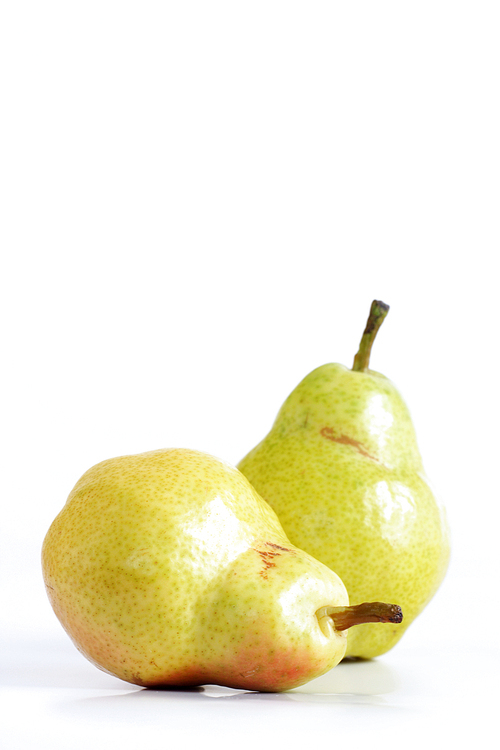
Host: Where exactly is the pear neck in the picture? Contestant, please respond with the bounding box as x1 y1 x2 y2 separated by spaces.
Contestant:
352 300 390 373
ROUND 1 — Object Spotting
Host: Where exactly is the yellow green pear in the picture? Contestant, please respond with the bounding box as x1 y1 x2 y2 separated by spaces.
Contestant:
42 448 402 691
238 301 449 659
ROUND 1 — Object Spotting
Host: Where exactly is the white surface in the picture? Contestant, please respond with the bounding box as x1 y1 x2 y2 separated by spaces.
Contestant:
1 2 499 748
2 578 498 749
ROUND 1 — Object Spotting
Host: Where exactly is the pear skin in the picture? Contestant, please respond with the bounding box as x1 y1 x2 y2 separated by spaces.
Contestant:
238 302 450 658
43 448 368 691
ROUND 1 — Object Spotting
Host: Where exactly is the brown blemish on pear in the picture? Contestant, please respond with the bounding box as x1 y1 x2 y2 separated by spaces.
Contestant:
320 427 379 462
254 548 279 578
265 542 293 553
253 542 295 579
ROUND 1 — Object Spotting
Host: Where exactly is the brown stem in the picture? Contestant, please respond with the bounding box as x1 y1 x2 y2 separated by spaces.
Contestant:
325 602 403 631
352 300 390 373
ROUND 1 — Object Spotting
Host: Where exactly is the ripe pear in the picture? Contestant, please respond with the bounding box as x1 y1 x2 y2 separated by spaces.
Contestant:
238 301 449 659
42 448 402 691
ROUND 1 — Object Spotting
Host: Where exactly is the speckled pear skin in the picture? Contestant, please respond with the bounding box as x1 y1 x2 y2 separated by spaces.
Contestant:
42 448 349 691
238 364 450 658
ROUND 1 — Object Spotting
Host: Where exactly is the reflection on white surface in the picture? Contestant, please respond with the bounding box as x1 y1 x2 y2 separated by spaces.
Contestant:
290 657 399 696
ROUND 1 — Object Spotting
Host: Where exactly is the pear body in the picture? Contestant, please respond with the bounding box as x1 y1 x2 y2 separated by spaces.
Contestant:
42 448 349 690
238 364 450 658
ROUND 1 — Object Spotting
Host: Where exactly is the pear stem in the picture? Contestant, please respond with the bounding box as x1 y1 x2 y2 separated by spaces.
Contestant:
352 300 390 373
326 602 403 631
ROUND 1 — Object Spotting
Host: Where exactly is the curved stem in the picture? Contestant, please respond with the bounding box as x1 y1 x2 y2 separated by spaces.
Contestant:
317 602 403 632
352 300 390 373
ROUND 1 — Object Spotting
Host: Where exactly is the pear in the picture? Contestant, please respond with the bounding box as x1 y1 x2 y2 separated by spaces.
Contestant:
238 301 449 659
42 448 402 691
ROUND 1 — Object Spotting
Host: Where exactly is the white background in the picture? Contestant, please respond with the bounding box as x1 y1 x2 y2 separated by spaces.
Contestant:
1 2 499 748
